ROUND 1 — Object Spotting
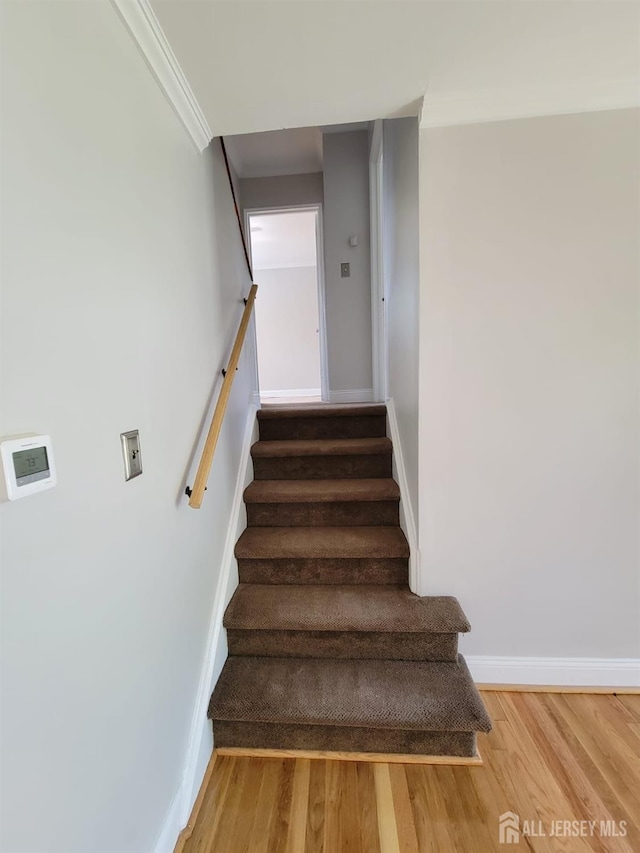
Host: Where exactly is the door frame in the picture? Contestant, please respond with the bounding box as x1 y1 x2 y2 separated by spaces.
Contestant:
244 204 329 402
369 119 388 402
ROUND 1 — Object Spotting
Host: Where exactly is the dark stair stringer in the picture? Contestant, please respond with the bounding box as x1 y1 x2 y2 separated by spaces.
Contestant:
209 404 491 756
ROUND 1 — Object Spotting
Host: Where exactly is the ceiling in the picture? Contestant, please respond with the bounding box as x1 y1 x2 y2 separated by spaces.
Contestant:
249 210 318 270
225 127 323 179
150 1 639 137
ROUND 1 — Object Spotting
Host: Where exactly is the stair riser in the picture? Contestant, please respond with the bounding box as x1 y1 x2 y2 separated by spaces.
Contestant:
252 454 392 480
211 721 477 757
259 415 387 442
227 630 459 661
237 557 408 585
246 501 399 527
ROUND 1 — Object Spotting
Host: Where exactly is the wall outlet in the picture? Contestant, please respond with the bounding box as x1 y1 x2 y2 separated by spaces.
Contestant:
120 430 142 480
341 262 350 278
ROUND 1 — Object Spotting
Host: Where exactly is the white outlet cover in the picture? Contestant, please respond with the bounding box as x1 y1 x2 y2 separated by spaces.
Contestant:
120 430 142 481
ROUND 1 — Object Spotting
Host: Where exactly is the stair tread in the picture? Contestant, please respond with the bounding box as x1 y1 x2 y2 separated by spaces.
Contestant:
225 584 470 633
209 655 491 733
244 479 400 504
235 526 410 560
258 404 386 420
252 437 392 458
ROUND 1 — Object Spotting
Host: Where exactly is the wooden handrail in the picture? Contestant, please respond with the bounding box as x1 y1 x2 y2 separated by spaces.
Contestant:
188 284 258 508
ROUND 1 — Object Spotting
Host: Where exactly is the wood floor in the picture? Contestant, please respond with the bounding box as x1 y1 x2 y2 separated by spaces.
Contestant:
178 691 640 852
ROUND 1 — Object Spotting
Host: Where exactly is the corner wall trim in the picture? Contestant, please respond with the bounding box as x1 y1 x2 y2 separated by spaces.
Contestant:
175 402 258 835
329 389 374 404
110 0 212 152
385 398 420 595
465 656 640 688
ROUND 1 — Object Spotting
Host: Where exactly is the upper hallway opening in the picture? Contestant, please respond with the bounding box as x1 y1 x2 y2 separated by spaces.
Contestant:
223 121 382 406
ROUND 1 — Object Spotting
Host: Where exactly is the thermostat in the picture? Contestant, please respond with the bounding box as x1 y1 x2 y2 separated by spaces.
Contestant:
1 435 57 500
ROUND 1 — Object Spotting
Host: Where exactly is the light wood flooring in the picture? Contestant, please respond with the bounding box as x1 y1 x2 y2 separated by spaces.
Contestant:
177 691 640 852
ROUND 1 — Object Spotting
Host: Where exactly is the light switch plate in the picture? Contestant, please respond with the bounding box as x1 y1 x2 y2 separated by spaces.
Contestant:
341 262 350 278
120 430 142 480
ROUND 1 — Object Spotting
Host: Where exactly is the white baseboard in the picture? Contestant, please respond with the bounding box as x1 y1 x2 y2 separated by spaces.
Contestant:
385 399 421 595
152 787 182 853
465 656 640 688
261 388 321 398
176 403 258 832
329 388 374 404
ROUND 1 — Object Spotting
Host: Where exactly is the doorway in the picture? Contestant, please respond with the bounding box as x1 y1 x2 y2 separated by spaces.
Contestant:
246 206 328 404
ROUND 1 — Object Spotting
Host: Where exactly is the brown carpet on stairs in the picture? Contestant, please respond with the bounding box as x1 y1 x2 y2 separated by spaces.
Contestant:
224 584 468 660
256 404 387 441
257 403 388 419
237 555 409 586
235 526 410 560
244 478 400 502
209 655 489 731
225 584 470 633
250 437 393 457
244 478 400 527
252 444 392 480
211 721 477 757
208 404 492 757
225 628 459 661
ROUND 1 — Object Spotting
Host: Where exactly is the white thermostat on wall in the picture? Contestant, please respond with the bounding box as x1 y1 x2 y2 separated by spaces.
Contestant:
1 435 57 500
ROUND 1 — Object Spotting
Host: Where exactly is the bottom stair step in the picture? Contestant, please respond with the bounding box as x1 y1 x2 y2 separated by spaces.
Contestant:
208 655 491 757
213 721 477 758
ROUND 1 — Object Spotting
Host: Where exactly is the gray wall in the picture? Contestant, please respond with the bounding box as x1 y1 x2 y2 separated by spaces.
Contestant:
240 172 323 211
0 2 257 851
254 266 321 393
419 109 640 658
383 117 420 522
322 131 373 398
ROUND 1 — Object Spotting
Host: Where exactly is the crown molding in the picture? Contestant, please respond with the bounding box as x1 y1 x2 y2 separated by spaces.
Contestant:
111 0 212 152
420 78 640 130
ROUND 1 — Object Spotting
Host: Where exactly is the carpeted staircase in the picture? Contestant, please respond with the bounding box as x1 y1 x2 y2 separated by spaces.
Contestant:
208 404 491 758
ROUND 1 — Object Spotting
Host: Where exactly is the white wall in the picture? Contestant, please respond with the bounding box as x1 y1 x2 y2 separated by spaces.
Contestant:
383 117 420 522
0 3 256 852
419 109 640 659
250 210 317 270
254 267 321 394
241 172 323 211
322 130 373 399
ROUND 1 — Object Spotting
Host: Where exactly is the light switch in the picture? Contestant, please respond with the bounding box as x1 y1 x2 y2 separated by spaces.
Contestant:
341 262 350 278
120 430 142 480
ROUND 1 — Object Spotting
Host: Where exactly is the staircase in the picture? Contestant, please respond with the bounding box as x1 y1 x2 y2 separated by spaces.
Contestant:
208 404 491 758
